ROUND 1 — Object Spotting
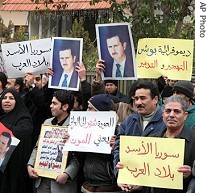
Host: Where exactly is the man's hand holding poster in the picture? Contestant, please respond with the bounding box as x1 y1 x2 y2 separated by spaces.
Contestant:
118 136 185 190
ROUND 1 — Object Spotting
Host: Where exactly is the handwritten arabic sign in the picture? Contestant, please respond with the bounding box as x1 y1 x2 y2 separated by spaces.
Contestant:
63 111 117 154
1 38 51 78
34 125 68 179
118 136 185 189
136 38 194 80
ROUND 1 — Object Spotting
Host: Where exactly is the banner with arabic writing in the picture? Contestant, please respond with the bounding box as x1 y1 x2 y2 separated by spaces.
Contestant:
63 111 117 154
34 125 68 179
1 38 51 78
136 38 194 80
118 136 185 189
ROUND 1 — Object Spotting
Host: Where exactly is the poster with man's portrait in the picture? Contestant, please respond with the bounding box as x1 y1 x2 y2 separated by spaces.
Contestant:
96 23 137 80
34 124 68 179
48 37 83 91
0 122 20 173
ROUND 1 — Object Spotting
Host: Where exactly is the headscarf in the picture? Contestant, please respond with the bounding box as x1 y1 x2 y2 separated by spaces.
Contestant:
0 88 33 138
0 88 33 193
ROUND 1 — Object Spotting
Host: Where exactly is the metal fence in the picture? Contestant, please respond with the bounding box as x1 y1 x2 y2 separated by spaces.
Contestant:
86 71 195 96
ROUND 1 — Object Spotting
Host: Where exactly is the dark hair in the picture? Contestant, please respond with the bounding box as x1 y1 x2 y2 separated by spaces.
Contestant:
104 80 118 87
0 72 7 89
106 26 128 44
53 90 74 113
128 80 159 103
1 132 12 147
54 39 80 58
15 78 24 92
71 91 82 107
0 88 23 109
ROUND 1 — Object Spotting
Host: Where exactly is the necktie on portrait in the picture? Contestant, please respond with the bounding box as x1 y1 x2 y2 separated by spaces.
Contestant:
62 74 68 87
116 64 122 77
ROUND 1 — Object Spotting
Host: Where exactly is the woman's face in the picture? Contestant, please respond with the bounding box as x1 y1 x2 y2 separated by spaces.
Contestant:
1 92 16 113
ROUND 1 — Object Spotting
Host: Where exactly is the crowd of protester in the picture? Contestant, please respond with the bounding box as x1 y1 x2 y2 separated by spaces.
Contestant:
0 59 195 193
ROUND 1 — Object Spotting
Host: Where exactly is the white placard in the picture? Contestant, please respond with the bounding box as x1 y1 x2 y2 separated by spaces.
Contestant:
1 38 51 78
63 111 117 154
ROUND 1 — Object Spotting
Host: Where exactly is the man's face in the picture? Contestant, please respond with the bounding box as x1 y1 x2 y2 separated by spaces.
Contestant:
50 97 67 118
59 49 75 73
106 36 126 63
24 74 35 88
105 83 117 95
34 75 42 89
0 135 10 157
6 79 16 89
1 92 16 113
163 102 188 130
132 88 158 116
87 103 97 111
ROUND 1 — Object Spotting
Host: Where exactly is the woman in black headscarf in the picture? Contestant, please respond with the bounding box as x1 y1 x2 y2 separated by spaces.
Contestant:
0 88 33 193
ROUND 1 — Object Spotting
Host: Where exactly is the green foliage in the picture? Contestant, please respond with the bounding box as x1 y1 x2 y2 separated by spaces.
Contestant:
64 18 98 71
0 18 14 42
0 17 29 43
13 26 29 42
91 0 195 48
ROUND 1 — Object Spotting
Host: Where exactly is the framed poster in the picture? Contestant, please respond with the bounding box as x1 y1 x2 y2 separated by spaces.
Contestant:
34 124 68 179
48 37 83 91
95 23 137 80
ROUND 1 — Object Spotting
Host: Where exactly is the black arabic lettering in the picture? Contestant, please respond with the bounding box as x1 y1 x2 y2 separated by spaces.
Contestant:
137 45 149 55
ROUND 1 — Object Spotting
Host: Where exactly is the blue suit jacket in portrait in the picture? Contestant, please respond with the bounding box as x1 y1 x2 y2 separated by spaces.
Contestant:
51 64 79 88
104 54 135 78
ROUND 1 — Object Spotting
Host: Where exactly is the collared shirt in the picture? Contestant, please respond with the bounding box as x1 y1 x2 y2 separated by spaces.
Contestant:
59 71 73 87
112 57 126 77
0 157 5 166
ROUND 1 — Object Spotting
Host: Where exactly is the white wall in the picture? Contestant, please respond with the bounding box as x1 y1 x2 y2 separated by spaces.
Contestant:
0 11 28 26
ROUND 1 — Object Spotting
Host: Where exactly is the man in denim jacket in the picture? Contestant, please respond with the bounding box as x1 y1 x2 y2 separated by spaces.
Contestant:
113 80 166 192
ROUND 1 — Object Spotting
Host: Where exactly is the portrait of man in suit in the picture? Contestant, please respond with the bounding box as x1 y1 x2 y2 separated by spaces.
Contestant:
96 23 136 80
49 37 83 91
0 132 11 167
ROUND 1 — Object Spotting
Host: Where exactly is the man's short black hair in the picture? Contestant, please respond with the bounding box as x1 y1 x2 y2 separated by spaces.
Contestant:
1 132 12 147
106 29 126 44
53 90 74 113
129 80 160 103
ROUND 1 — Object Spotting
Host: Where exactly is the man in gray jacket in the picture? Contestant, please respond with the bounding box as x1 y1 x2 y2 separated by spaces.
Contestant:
27 90 79 193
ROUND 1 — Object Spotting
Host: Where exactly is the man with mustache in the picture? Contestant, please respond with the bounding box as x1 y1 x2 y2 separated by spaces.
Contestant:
115 95 195 193
113 80 165 191
103 31 135 78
